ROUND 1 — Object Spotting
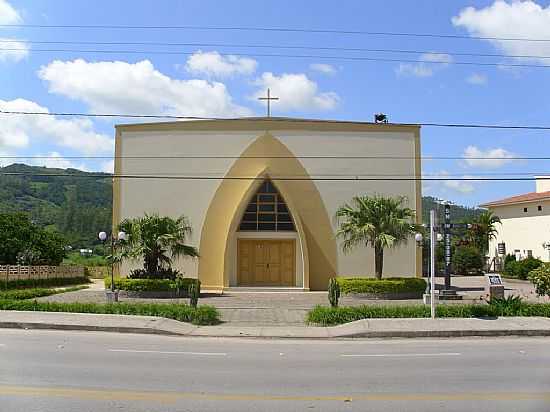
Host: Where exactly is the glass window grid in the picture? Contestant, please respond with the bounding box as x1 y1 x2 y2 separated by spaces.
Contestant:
239 181 295 231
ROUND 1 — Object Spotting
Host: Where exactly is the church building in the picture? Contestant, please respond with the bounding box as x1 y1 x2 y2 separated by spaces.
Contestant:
113 117 422 291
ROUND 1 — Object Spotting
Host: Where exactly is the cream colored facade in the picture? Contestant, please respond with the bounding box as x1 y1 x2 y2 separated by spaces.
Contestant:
482 177 550 263
113 118 422 291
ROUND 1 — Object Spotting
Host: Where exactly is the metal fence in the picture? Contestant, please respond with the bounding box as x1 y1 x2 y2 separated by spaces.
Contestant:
0 265 85 283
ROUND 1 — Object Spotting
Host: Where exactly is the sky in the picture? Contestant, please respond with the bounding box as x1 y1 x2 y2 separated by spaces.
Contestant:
1 0 549 207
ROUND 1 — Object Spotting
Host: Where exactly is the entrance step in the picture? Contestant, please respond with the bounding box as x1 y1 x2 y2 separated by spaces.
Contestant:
224 287 310 293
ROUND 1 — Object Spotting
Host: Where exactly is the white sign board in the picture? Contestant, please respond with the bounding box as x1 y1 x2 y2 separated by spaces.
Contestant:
485 274 503 286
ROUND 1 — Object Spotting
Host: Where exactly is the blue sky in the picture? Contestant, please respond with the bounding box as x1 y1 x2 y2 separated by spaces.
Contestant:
1 0 549 207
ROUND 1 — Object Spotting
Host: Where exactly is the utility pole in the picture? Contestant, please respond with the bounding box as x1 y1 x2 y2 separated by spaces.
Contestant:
430 209 436 319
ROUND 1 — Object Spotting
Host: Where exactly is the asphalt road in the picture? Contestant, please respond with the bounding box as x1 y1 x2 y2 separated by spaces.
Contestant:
0 330 549 412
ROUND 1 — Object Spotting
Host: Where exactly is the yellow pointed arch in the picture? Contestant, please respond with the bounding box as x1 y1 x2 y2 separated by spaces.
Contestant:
197 132 337 291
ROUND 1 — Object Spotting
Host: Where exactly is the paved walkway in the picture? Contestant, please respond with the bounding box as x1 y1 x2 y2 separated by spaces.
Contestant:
37 276 548 326
2 310 550 339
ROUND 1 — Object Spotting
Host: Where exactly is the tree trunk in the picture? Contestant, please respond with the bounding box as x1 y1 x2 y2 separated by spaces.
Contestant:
374 246 384 280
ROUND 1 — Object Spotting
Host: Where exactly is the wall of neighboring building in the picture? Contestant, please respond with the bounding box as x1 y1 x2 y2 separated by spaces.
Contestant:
114 121 421 288
488 200 550 262
535 176 550 193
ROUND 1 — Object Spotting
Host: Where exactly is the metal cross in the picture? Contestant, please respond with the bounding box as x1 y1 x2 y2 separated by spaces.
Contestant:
258 88 279 117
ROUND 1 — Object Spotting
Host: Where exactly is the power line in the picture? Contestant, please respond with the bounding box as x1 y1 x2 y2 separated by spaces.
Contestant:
2 109 550 131
1 171 548 182
0 155 548 161
2 47 549 69
1 39 550 60
1 23 550 42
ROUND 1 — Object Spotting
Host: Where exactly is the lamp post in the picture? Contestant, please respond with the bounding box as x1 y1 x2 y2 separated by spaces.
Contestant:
99 230 127 303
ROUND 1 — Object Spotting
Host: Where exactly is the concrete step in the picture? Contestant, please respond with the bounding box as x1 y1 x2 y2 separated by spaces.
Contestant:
223 287 310 293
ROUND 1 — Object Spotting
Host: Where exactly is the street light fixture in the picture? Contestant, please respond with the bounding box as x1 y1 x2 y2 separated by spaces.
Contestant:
98 230 127 303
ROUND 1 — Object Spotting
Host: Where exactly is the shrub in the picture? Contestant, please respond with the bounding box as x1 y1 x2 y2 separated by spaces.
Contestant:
503 257 543 280
128 267 182 280
0 276 90 290
105 277 198 292
452 246 483 275
306 302 550 326
336 277 426 296
529 263 550 298
188 279 200 308
0 300 219 325
488 295 524 315
328 278 340 307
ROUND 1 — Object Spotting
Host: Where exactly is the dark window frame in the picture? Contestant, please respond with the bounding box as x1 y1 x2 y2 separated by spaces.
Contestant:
238 180 296 232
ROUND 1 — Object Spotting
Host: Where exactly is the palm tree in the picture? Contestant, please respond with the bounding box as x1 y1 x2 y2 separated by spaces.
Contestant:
335 195 420 280
117 214 199 275
468 210 501 255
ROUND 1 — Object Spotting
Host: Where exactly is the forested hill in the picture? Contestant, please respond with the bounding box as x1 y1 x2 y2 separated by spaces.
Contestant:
0 164 112 248
0 164 483 248
421 196 483 224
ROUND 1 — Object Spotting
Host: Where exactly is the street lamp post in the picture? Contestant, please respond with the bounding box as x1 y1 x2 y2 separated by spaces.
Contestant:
99 230 127 303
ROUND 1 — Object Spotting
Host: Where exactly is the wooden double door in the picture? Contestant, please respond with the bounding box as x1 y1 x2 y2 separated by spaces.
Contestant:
237 239 295 286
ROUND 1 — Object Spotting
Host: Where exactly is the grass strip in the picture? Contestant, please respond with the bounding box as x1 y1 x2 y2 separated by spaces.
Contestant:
307 303 550 326
0 300 219 325
0 286 89 300
0 277 91 290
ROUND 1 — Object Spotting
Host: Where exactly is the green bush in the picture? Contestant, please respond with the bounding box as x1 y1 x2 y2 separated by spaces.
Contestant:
104 277 198 292
336 277 426 295
128 267 182 280
529 263 550 298
306 302 550 326
452 246 483 275
0 276 90 290
503 257 543 280
0 300 219 325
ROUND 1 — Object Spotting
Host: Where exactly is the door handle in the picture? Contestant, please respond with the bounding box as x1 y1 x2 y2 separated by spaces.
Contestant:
266 263 269 268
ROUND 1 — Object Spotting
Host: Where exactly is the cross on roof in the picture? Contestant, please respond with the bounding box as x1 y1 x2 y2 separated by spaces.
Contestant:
257 88 279 117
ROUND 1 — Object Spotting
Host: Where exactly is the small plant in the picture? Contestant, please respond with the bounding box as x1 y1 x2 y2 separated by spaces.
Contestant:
529 263 550 298
488 295 524 315
328 278 340 307
188 279 200 308
503 256 542 280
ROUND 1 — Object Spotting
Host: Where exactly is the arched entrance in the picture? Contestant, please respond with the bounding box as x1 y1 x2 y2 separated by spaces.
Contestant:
197 132 337 291
234 179 299 287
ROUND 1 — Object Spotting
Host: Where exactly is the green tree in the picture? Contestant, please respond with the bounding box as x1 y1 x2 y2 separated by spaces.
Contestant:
335 195 420 279
0 212 66 265
117 214 199 275
468 210 501 255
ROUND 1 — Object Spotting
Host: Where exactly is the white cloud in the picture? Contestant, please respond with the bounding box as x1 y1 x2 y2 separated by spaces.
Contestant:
0 0 20 24
453 1 550 65
0 38 29 62
396 53 453 77
463 145 516 169
28 151 88 171
100 159 114 173
427 170 476 194
466 73 488 85
38 59 251 117
252 72 339 112
0 98 113 154
185 51 257 78
309 63 337 75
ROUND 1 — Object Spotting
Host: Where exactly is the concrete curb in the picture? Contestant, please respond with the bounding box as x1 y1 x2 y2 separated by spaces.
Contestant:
2 312 550 339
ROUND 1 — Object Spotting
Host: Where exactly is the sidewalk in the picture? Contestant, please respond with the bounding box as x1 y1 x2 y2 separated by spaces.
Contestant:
2 310 550 339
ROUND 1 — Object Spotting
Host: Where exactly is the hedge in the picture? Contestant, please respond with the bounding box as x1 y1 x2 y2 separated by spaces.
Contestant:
0 286 87 300
502 257 543 280
0 277 91 290
104 277 198 292
0 300 219 325
307 303 550 326
336 277 426 295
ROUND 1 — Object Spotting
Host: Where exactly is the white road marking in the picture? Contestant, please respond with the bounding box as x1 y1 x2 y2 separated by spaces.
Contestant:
109 349 227 356
340 352 461 358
